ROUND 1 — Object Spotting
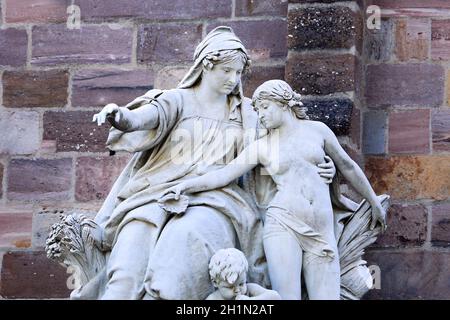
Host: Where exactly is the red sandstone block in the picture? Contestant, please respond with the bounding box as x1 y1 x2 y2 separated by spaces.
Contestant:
286 53 355 95
32 25 133 65
374 203 427 247
365 64 444 108
364 250 450 299
432 20 450 61
388 109 430 154
432 109 450 153
75 156 130 202
3 70 69 108
207 20 287 60
7 158 72 201
138 24 203 64
395 18 430 61
0 29 28 67
43 111 110 152
0 163 3 198
0 208 33 249
76 0 232 21
365 156 450 201
242 65 285 98
235 0 287 17
4 0 70 23
366 0 450 9
72 69 154 108
431 202 450 246
350 107 361 149
0 251 71 299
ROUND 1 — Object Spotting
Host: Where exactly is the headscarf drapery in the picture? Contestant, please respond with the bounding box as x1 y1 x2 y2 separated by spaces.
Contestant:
177 26 249 95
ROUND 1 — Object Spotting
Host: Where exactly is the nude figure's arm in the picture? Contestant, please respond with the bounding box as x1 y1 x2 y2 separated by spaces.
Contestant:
93 103 159 132
164 139 262 197
319 122 386 230
236 283 281 300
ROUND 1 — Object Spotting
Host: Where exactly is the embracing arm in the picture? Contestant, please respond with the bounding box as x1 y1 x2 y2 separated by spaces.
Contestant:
320 123 386 229
169 140 261 196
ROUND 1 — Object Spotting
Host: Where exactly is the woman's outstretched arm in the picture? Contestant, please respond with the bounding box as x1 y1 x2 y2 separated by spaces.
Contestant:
93 103 159 132
319 122 386 230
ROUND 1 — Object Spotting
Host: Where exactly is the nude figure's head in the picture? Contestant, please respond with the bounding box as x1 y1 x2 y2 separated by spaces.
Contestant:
252 80 308 129
178 26 250 96
209 248 248 299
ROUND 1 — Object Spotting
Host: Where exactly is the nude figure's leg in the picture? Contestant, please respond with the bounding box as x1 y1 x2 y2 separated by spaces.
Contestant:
101 220 158 300
263 217 303 300
302 250 341 300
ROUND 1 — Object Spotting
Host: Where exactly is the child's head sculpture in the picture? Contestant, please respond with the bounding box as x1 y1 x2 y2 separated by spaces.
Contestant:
208 248 248 300
252 79 308 130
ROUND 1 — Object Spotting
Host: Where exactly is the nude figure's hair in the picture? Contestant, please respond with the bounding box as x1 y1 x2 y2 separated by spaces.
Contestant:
202 49 251 72
252 79 309 120
209 248 248 285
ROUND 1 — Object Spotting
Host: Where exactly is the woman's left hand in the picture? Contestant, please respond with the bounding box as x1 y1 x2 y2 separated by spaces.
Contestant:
317 155 336 184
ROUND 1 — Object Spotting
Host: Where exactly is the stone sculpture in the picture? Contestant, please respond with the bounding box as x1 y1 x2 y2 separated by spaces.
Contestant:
46 26 389 300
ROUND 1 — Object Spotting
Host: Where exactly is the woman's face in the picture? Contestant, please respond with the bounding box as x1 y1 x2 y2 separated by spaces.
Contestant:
202 59 245 95
256 99 285 129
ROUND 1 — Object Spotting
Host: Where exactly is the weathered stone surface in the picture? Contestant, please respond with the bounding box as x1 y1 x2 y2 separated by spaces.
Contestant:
75 0 232 20
5 0 70 23
365 64 444 107
388 109 430 154
431 202 450 246
0 251 71 298
365 156 450 201
7 159 72 201
364 18 395 63
0 29 27 67
33 208 96 248
373 204 427 247
367 0 450 9
242 65 285 98
286 53 355 95
235 0 287 17
432 109 450 152
287 6 357 51
75 156 130 202
0 207 33 249
363 110 387 155
432 20 450 60
43 111 110 152
72 69 154 107
0 111 40 155
32 25 133 65
302 98 353 136
396 18 430 61
350 107 361 149
207 20 287 60
154 66 190 90
138 24 203 64
0 163 3 198
363 250 450 299
3 70 69 108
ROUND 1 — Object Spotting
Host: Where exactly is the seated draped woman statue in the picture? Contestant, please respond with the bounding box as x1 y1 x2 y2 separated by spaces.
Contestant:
45 26 389 300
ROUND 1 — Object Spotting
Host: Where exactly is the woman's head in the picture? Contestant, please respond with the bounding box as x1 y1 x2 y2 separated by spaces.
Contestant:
200 49 250 95
178 26 250 97
252 80 308 129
